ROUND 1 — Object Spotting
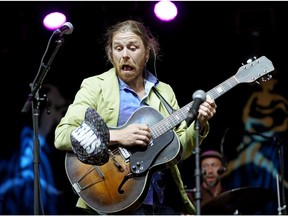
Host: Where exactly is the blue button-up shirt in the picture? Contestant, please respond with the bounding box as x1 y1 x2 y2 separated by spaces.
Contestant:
117 70 164 205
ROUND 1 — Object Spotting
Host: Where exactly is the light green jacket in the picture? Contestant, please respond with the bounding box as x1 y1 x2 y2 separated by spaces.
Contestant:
55 68 210 214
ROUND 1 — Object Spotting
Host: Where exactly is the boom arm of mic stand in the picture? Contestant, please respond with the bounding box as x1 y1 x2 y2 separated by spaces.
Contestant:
21 37 64 113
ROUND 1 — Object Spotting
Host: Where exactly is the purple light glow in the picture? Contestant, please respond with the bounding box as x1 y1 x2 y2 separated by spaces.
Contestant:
154 0 178 22
43 12 66 30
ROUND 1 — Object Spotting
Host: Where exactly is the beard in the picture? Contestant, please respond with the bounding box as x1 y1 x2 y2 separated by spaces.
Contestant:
118 70 138 83
205 176 220 188
115 59 146 84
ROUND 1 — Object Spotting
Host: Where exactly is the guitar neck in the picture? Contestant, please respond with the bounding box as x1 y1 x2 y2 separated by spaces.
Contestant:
151 75 239 139
207 75 240 100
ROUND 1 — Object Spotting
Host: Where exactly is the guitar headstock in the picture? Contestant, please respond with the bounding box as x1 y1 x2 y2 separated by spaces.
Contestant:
235 56 275 84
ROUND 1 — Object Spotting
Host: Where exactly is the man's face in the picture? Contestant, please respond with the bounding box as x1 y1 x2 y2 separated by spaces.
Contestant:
111 31 148 84
201 157 222 188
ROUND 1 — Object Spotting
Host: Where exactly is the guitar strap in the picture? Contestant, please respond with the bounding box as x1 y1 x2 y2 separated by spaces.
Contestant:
153 87 190 127
153 87 175 115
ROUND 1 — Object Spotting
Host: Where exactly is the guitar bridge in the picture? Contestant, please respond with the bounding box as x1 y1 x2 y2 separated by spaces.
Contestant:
108 149 125 172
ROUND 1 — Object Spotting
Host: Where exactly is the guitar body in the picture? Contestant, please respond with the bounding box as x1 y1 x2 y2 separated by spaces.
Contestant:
65 56 275 214
65 106 182 214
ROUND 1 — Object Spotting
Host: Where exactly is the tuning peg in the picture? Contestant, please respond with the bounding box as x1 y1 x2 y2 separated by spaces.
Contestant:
243 56 258 65
247 56 257 63
261 74 273 82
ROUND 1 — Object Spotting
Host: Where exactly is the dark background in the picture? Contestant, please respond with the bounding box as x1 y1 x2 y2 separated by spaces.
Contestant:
2 1 287 152
1 1 287 214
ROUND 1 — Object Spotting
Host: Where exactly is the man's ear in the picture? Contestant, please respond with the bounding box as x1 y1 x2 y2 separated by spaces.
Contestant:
145 50 150 63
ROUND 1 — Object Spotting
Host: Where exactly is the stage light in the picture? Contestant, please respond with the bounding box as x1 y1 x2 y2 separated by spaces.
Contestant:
43 12 66 31
154 0 178 22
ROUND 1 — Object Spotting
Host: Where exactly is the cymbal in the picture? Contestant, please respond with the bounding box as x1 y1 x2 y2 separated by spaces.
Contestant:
201 186 272 215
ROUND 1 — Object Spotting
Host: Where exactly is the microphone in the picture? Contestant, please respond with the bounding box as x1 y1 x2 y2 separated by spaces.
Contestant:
54 22 74 36
189 89 206 118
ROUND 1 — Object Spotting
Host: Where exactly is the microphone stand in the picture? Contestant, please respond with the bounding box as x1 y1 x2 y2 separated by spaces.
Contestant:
188 90 206 215
193 118 202 215
275 137 287 215
21 32 65 215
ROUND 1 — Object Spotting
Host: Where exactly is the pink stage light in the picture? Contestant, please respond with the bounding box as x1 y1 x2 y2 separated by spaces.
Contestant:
154 0 178 22
43 12 66 31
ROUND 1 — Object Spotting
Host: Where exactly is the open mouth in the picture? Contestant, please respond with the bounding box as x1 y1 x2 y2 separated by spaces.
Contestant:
206 176 215 181
122 65 134 71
